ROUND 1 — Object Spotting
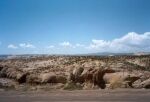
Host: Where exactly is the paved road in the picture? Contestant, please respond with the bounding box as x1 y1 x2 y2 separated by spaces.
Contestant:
0 89 150 102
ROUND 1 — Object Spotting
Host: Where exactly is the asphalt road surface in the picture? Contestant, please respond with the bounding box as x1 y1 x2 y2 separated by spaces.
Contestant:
0 89 150 102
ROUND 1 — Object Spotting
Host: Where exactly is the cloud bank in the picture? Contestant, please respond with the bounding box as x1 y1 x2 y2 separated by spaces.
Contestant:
19 43 35 48
8 44 18 49
7 43 35 50
88 32 150 52
6 32 150 53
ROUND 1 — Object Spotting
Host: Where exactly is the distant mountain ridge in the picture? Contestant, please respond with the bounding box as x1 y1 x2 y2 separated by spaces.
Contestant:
0 52 150 59
85 52 150 56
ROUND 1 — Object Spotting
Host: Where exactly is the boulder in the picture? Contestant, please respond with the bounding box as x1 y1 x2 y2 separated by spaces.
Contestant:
136 79 150 89
27 72 67 84
40 73 57 83
73 67 84 76
92 68 115 89
26 74 41 84
82 68 94 83
0 67 8 77
70 67 84 83
81 68 115 89
103 72 140 89
0 66 27 83
0 78 16 89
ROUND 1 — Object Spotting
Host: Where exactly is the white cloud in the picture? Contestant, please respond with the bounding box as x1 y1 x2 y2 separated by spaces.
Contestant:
88 32 150 52
19 43 35 48
5 32 150 53
60 42 74 48
46 45 55 49
8 44 18 49
75 43 85 47
59 42 86 48
89 40 110 49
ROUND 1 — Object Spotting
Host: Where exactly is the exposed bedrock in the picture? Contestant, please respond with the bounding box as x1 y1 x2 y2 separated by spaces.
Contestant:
103 72 140 89
26 72 67 84
134 78 150 89
0 65 28 83
0 62 149 90
69 67 116 89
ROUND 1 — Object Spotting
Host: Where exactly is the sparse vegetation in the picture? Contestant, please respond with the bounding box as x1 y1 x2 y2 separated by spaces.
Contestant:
0 55 150 91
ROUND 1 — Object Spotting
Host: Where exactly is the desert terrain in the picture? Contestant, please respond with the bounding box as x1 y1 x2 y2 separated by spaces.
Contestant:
0 55 150 91
0 55 150 101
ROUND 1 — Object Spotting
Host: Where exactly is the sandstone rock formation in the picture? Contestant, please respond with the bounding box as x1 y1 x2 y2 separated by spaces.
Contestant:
104 72 140 89
0 66 27 83
0 55 149 90
136 78 150 89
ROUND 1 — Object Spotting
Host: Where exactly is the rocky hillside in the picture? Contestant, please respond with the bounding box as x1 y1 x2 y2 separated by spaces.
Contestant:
0 55 150 91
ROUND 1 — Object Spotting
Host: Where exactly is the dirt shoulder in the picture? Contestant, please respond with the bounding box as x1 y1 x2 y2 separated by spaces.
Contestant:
0 89 150 102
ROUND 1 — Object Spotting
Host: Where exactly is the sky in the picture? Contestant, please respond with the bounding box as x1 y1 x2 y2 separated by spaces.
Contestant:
0 0 150 54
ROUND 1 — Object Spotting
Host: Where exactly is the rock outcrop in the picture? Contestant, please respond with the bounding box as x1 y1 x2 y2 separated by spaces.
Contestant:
104 72 140 89
135 79 150 89
71 67 116 89
0 55 149 91
0 66 27 83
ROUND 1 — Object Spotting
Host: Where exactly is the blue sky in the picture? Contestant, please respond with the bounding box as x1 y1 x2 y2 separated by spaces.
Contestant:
0 0 150 54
